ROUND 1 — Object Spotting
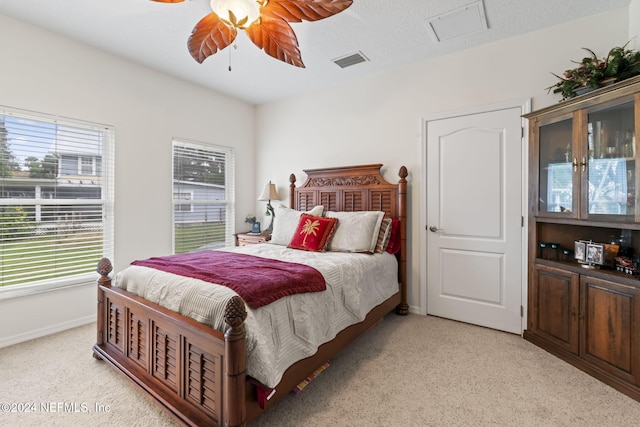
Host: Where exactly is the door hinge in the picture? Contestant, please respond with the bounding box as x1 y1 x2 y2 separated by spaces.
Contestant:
521 127 524 138
520 305 524 317
521 216 524 227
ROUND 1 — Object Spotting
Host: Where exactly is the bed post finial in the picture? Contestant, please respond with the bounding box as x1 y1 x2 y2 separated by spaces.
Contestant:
224 295 248 327
94 258 113 354
398 165 408 181
289 173 296 208
396 166 409 315
97 257 112 284
224 296 248 427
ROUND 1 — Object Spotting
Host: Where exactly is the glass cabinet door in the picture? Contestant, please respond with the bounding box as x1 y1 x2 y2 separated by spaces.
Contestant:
586 101 635 218
538 117 576 215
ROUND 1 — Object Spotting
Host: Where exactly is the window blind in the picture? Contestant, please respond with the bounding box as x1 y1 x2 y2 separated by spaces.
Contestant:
173 139 235 253
0 108 114 294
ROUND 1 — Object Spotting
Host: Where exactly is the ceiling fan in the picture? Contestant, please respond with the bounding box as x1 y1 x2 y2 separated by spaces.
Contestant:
151 0 353 68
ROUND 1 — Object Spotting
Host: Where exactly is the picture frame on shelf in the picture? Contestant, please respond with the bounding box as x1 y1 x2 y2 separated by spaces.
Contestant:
574 241 586 261
586 243 604 265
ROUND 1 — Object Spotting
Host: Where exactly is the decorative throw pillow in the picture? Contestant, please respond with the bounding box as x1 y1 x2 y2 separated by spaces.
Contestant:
374 218 393 253
270 205 324 246
325 211 385 254
288 214 338 252
385 219 401 255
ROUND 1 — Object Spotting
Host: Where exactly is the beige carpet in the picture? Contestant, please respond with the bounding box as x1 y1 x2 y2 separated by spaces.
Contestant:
2 314 640 426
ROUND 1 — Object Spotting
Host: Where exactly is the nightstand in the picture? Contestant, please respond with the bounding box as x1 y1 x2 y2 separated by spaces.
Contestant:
235 232 271 246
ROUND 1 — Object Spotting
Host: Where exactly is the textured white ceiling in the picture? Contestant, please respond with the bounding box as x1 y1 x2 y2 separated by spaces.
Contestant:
0 0 632 105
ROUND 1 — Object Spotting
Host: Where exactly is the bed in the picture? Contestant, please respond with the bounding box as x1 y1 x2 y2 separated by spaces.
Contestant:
92 163 408 426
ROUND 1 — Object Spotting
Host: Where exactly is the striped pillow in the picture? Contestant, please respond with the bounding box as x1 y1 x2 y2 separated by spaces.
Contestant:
374 218 392 253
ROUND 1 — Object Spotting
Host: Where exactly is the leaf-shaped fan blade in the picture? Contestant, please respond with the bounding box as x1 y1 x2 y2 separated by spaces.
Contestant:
263 0 353 23
246 16 305 67
187 13 237 64
150 0 185 3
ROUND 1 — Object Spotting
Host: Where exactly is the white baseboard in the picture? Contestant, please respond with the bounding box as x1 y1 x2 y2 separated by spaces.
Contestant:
0 314 96 349
408 304 421 315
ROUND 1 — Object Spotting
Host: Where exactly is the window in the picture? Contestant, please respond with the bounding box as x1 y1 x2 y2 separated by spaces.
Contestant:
172 139 235 253
80 156 94 175
0 107 114 296
173 191 193 213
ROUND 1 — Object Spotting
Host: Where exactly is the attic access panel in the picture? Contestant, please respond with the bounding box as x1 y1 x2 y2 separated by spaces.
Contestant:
425 1 488 43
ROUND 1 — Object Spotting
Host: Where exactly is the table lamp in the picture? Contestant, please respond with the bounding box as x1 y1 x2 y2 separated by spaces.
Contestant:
258 181 280 234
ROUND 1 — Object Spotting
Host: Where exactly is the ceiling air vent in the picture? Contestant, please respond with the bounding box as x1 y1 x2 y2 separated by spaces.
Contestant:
333 51 369 68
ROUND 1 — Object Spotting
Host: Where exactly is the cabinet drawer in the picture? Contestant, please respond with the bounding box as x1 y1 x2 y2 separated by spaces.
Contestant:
235 233 270 246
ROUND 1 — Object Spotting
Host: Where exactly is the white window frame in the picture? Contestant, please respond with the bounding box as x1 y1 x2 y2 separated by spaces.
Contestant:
0 106 115 299
172 138 235 253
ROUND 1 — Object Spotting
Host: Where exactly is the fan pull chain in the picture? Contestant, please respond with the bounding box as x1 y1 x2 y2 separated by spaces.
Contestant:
228 44 238 71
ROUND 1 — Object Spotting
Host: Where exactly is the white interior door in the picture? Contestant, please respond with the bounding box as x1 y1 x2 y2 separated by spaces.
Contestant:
425 104 524 334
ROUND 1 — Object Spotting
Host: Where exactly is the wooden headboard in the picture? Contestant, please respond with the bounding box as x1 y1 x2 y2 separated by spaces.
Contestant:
288 163 408 315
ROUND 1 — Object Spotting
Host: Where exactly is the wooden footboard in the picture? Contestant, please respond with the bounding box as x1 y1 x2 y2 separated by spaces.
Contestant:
93 258 402 426
93 258 248 427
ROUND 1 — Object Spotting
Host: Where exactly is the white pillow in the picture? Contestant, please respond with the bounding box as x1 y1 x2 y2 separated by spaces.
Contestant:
270 204 324 246
325 211 385 253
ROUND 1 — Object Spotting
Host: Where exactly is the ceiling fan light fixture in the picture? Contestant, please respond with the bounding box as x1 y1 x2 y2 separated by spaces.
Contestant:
210 0 261 29
172 0 353 67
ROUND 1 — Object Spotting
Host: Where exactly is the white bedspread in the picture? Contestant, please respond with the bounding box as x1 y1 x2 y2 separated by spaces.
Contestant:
114 244 399 388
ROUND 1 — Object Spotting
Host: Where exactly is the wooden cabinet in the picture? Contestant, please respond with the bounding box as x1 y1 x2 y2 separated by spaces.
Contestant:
525 76 640 402
530 264 579 355
529 264 640 389
235 232 271 246
580 275 640 385
533 91 638 222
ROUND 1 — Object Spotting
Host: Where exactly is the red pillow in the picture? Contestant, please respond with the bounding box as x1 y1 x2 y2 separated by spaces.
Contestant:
288 213 338 252
385 219 402 255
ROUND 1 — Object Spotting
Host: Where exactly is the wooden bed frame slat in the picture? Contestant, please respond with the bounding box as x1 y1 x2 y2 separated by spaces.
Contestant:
93 164 408 426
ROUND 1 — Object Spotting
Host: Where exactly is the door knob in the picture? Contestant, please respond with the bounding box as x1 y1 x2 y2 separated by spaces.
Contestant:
429 226 442 233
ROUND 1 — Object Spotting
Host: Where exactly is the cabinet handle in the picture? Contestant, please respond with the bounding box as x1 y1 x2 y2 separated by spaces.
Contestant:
573 158 578 172
581 157 587 172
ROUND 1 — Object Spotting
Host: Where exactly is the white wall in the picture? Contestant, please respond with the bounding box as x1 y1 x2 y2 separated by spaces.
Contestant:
256 7 630 313
0 15 256 347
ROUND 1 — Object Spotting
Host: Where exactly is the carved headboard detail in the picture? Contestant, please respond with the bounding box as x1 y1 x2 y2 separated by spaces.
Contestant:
289 164 405 219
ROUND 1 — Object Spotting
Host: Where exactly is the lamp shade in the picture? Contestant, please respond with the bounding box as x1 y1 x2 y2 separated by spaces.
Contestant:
258 182 279 201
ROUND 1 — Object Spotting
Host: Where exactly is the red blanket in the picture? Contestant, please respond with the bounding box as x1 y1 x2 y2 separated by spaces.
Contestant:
131 251 326 309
